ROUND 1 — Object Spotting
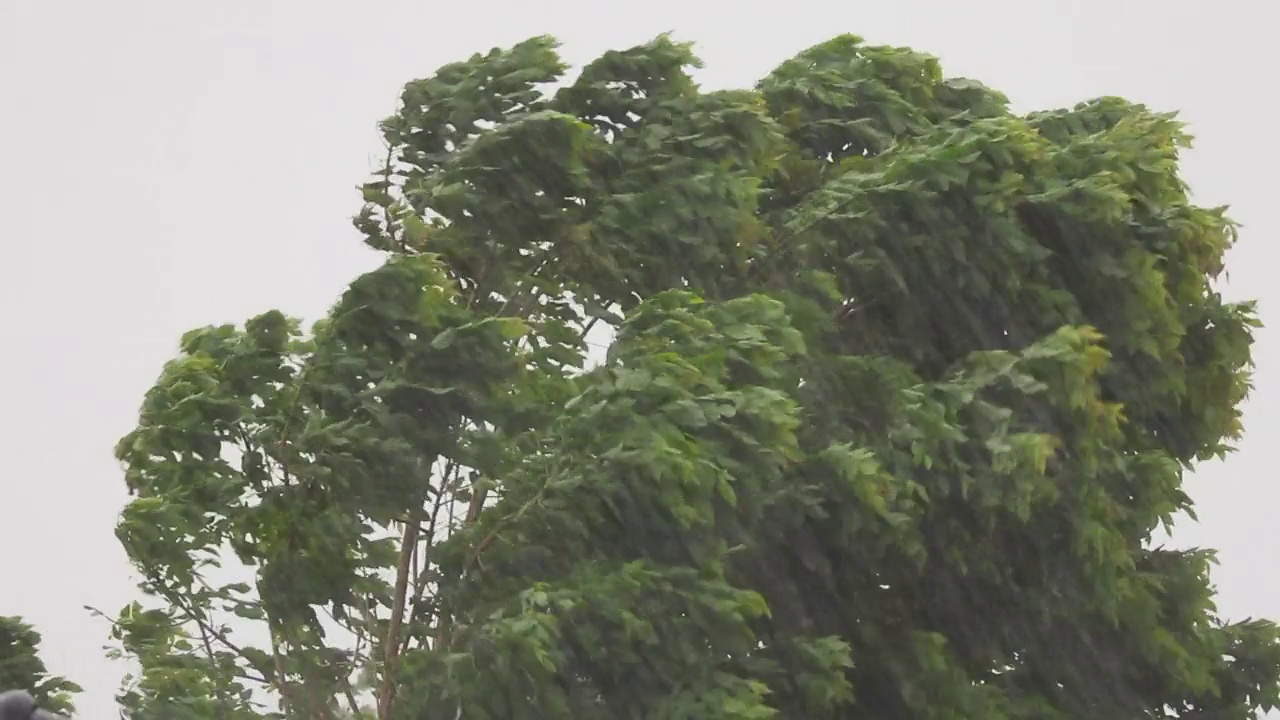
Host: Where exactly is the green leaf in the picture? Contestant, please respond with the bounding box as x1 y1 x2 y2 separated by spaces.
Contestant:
431 326 459 349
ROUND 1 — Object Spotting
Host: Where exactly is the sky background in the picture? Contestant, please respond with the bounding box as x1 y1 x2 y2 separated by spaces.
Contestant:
1 0 1276 715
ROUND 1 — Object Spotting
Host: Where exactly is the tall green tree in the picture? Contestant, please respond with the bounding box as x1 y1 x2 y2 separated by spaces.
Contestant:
1 616 80 715
112 33 1280 720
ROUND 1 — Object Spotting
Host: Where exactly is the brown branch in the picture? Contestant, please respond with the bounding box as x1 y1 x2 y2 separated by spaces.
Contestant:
377 486 428 720
342 686 361 717
401 460 454 655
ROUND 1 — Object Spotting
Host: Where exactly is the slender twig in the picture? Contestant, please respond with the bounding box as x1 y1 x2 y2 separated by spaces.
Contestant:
193 621 229 720
378 142 401 252
577 316 600 343
460 480 548 580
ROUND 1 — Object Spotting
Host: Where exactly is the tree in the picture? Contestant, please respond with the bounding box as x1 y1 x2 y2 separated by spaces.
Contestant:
0 617 80 715
111 32 1280 720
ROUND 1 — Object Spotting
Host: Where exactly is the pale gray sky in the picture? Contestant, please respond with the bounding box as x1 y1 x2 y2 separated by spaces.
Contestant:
1 0 1275 715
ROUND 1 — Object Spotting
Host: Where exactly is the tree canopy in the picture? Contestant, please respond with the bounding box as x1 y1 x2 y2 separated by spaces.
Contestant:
0 617 80 715
108 33 1279 720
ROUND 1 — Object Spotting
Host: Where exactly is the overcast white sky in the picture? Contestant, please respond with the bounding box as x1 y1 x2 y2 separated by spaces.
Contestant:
1 0 1276 715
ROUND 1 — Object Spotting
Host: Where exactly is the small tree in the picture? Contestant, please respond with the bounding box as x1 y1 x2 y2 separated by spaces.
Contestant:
0 617 80 715
113 33 1280 720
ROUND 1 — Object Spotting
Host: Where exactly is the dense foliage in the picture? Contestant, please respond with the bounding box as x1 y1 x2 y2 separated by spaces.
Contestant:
0 617 80 715
108 33 1279 720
